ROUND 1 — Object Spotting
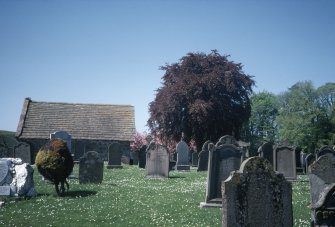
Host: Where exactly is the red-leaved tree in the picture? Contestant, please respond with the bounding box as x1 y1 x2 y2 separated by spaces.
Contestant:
147 50 255 150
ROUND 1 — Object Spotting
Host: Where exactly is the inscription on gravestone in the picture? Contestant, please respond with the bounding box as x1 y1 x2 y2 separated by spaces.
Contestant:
222 157 293 227
145 142 169 178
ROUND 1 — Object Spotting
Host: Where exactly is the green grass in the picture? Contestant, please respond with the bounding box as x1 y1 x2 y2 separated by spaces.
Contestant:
0 164 311 227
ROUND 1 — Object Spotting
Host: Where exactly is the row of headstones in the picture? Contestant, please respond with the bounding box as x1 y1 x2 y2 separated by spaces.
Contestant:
197 136 291 225
196 136 335 226
137 139 193 173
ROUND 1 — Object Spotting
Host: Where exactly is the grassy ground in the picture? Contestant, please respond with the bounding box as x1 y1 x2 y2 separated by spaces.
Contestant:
0 164 311 227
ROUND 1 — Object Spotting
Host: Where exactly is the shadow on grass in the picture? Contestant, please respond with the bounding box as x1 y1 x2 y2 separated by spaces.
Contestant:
168 176 186 179
62 190 97 198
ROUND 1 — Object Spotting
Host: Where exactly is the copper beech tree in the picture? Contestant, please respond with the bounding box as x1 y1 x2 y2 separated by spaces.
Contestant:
147 50 255 150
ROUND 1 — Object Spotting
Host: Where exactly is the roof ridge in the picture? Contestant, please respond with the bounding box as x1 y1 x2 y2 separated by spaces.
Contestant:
30 99 134 107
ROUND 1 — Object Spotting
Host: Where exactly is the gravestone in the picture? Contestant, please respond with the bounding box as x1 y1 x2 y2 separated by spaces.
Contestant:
14 142 31 164
172 152 177 161
145 142 169 178
308 155 335 205
0 158 37 197
138 145 147 169
274 145 296 181
295 147 304 174
197 140 211 171
305 153 316 174
192 152 198 167
79 151 103 184
200 135 242 208
107 142 123 169
311 184 335 226
50 131 72 151
316 145 335 160
130 151 138 165
176 140 190 171
308 155 335 225
222 157 293 227
300 151 307 174
257 142 274 166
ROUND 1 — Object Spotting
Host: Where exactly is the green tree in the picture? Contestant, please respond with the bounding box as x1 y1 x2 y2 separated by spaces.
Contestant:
147 50 255 149
277 81 325 151
244 91 279 155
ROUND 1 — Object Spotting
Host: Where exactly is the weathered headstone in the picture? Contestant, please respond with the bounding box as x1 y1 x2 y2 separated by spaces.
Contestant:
197 140 211 171
145 142 169 178
274 145 296 181
79 151 103 184
0 158 37 197
200 135 242 208
50 131 72 151
316 145 335 160
311 184 335 226
192 152 198 167
176 140 190 171
222 157 293 227
138 145 147 169
257 142 274 166
14 142 31 164
107 142 123 169
308 155 335 225
308 155 335 205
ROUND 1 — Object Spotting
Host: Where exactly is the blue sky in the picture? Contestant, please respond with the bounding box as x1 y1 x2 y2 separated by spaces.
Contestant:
0 0 334 133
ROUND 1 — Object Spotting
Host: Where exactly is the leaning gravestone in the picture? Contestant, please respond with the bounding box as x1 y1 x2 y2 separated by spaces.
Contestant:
107 142 123 169
308 155 335 225
257 142 274 166
0 158 37 197
50 131 72 152
145 142 169 178
222 157 293 227
79 151 103 184
138 145 147 169
274 145 296 181
14 142 31 164
197 140 211 171
200 135 242 208
176 140 190 171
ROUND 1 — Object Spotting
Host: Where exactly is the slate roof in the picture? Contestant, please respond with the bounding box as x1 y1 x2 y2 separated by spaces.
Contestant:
16 98 136 141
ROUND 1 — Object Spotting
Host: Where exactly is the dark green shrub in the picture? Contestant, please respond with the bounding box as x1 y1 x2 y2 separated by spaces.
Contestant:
35 139 74 195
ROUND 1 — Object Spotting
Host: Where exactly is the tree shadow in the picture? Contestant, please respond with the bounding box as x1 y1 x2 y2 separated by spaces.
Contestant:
62 190 97 198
